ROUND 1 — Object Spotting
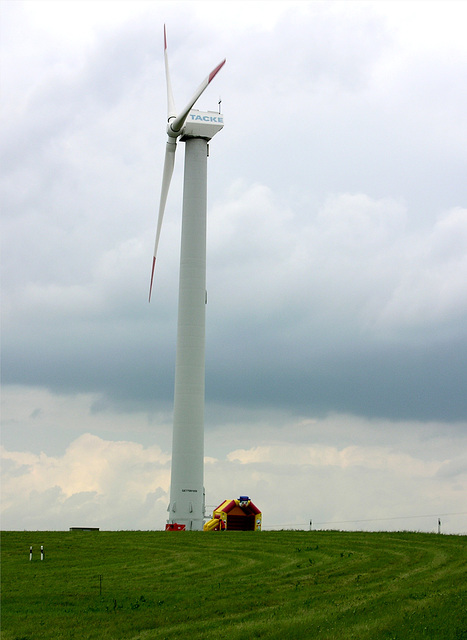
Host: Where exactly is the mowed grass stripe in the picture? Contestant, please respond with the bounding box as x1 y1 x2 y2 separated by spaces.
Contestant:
1 530 466 639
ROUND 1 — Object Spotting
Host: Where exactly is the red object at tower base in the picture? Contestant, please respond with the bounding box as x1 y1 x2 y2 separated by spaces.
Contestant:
165 523 186 531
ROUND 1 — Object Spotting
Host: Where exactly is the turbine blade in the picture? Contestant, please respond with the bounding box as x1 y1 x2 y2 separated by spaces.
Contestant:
149 140 177 301
164 25 177 121
169 58 226 135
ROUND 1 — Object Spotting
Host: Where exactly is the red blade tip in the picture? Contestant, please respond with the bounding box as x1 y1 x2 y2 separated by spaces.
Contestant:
149 256 156 302
209 59 226 83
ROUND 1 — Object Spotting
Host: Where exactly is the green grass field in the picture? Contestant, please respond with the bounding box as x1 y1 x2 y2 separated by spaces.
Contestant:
1 530 466 639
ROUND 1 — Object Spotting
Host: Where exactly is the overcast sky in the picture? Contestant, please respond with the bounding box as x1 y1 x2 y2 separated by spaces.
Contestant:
1 1 466 533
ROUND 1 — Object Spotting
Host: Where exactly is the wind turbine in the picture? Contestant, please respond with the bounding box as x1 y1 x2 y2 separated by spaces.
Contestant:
150 26 225 531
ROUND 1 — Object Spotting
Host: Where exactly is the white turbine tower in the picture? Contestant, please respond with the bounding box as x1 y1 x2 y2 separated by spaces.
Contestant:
150 27 225 531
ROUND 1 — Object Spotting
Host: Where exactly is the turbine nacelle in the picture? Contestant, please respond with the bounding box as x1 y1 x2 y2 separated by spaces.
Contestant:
181 109 224 140
167 109 224 141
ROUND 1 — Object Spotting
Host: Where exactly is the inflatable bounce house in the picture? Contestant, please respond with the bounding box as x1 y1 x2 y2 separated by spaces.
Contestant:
204 496 261 531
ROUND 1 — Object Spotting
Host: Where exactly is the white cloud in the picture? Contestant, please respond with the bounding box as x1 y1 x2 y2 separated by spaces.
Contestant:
226 443 441 477
208 443 467 534
2 389 466 533
0 386 174 455
1 433 171 530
